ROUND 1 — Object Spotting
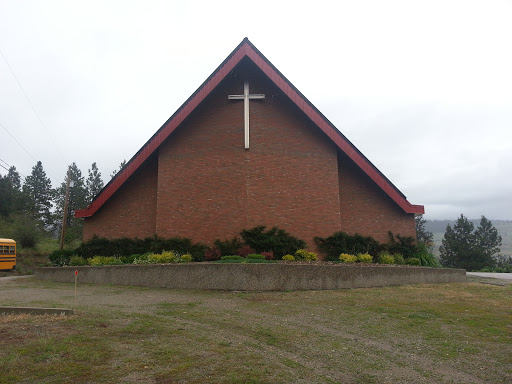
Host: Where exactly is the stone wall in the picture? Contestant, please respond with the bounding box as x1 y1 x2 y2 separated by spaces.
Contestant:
36 264 466 291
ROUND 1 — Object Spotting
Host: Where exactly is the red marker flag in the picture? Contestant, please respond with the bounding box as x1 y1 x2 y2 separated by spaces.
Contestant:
75 270 78 275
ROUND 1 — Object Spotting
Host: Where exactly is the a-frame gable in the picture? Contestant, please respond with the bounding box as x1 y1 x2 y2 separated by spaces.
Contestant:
75 38 424 218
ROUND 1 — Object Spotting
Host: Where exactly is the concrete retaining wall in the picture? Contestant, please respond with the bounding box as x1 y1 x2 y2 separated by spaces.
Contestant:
35 264 466 291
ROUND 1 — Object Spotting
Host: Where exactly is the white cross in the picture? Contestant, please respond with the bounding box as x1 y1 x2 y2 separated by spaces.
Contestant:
228 81 265 149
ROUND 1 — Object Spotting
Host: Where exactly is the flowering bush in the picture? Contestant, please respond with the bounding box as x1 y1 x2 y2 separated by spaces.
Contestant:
295 249 318 261
339 253 357 263
180 254 193 262
282 254 295 261
357 253 373 263
261 251 274 260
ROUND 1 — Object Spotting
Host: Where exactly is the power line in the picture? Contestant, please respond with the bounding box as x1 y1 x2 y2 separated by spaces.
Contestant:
0 120 58 182
0 163 9 172
0 120 38 163
0 158 26 178
0 47 67 164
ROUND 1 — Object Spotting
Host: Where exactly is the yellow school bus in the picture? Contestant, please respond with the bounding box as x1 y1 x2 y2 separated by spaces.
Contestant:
0 238 16 271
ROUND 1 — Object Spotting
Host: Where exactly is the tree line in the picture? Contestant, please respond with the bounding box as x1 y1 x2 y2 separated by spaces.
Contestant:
0 160 124 247
416 214 505 271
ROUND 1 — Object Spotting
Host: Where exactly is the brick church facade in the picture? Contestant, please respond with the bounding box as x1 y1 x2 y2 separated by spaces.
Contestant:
76 39 424 251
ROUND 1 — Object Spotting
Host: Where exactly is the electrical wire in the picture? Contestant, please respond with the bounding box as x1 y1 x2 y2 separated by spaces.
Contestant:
0 47 68 165
0 157 26 178
0 120 38 163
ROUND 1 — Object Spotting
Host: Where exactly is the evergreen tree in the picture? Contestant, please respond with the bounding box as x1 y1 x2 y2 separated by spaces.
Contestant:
415 215 434 250
110 159 126 178
7 166 21 191
86 162 104 203
440 214 501 271
475 216 502 261
54 163 88 242
23 161 54 227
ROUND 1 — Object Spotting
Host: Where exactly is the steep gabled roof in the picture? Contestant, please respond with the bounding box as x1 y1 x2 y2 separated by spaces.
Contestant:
75 38 424 218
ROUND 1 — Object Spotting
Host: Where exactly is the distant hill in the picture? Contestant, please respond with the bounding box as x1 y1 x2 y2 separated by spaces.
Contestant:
425 219 512 257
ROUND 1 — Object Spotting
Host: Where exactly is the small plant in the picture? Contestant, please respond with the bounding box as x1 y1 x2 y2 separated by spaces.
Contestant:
88 256 123 266
147 251 180 264
221 255 244 260
214 237 244 256
49 249 74 266
247 254 265 260
393 253 405 265
236 245 255 257
405 258 421 266
357 253 373 263
69 256 88 266
295 249 318 261
339 253 357 263
204 247 222 261
180 254 193 262
282 254 295 261
377 254 394 264
261 251 274 260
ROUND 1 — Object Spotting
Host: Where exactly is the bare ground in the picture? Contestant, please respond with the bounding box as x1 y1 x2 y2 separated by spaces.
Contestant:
1 276 511 383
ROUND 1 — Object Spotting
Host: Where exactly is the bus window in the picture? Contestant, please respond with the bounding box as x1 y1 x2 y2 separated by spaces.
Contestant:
0 239 16 271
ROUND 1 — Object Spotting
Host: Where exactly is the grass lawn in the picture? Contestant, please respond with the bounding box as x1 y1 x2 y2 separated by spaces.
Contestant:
1 277 511 383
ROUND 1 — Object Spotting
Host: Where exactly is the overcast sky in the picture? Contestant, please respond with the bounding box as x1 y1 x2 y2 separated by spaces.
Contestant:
1 0 511 220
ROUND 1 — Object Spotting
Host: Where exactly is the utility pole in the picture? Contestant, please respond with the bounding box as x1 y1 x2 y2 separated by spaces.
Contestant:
60 166 71 250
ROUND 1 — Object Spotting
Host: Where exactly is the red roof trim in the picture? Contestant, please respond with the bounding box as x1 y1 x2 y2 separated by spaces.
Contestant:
76 38 424 218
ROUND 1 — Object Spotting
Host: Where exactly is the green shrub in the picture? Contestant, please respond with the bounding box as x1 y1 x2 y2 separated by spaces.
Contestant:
147 251 180 264
315 232 381 261
387 232 418 259
221 255 244 260
377 254 394 264
405 257 421 266
49 249 74 266
357 253 373 263
88 256 123 266
120 254 139 264
133 254 150 264
76 235 207 261
282 254 295 261
393 253 405 265
413 243 440 267
339 253 357 263
214 237 244 256
180 254 193 262
247 254 265 260
240 226 306 258
69 256 87 266
295 249 318 261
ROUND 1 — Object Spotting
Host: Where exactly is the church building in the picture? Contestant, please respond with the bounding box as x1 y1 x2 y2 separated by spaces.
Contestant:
75 38 424 251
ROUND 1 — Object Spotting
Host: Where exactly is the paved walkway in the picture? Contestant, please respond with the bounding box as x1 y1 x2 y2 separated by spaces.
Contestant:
467 272 512 280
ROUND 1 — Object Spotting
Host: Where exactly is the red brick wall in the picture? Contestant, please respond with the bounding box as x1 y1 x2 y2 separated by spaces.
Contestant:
82 59 417 252
337 152 416 243
82 154 158 241
155 61 342 249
